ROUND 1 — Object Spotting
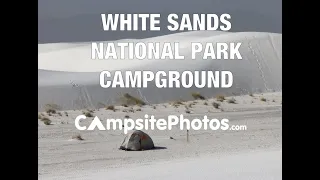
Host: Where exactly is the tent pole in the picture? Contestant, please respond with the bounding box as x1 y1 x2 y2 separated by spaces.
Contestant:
187 130 189 142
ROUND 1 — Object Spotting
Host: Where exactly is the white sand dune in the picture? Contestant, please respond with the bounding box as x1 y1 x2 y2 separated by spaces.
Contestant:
38 30 282 111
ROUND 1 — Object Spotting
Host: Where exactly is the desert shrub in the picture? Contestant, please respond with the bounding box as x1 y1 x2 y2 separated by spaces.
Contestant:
171 100 184 108
136 108 142 111
42 118 52 125
41 117 49 121
185 110 191 114
249 93 254 97
124 115 130 118
83 111 93 117
44 103 60 114
204 102 208 105
46 109 56 114
213 102 220 109
87 109 94 113
122 93 146 106
172 100 184 106
227 98 236 104
191 92 205 100
260 97 267 102
106 105 115 111
64 112 68 117
72 134 84 140
216 95 225 102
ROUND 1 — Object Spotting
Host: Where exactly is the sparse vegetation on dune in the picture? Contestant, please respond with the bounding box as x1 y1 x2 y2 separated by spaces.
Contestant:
191 92 205 100
40 116 52 125
227 98 236 104
106 105 115 111
72 134 84 141
87 109 94 113
46 109 56 114
83 111 94 117
172 100 184 105
44 103 60 114
213 102 220 109
260 97 267 102
216 95 225 102
122 93 146 106
43 120 52 125
40 116 48 121
171 100 184 108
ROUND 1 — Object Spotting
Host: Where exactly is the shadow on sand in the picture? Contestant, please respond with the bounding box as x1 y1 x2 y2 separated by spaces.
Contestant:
151 146 167 150
119 146 167 151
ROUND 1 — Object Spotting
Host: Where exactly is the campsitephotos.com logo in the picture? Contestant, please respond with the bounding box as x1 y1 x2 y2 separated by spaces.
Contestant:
74 114 247 134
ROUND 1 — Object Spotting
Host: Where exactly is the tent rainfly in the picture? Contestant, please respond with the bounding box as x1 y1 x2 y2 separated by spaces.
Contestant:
119 130 155 151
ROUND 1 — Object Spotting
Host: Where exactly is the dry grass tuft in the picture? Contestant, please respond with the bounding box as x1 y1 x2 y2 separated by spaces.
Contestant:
191 92 205 100
122 93 146 106
41 117 52 125
213 102 220 109
216 95 225 102
106 105 115 111
72 134 84 141
227 98 236 104
260 97 267 102
44 103 61 114
83 111 94 117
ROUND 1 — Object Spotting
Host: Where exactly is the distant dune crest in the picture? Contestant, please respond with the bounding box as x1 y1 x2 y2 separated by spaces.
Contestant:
38 30 281 111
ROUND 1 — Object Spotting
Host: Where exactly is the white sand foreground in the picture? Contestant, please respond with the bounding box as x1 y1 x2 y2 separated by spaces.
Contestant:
38 92 282 179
